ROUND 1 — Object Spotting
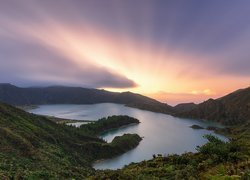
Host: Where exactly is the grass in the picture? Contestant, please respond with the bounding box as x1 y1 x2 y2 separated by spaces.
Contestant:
0 103 142 179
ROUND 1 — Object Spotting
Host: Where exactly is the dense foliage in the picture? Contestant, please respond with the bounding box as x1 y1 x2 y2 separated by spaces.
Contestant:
0 103 142 179
80 115 140 135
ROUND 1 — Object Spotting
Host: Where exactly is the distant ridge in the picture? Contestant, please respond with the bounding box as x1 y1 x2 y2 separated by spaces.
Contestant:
1 83 249 125
0 83 174 114
176 86 250 125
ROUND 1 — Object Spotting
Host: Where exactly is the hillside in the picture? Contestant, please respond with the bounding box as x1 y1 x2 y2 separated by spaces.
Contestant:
176 87 250 125
173 102 197 113
0 83 174 114
0 103 142 179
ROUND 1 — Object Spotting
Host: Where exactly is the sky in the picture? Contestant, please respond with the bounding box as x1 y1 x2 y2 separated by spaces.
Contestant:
0 0 249 105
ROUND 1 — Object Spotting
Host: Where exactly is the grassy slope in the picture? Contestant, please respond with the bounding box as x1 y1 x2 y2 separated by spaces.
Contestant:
0 103 142 179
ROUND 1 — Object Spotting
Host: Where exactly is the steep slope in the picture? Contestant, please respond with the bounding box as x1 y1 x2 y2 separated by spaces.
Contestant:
0 84 174 114
0 103 141 179
177 87 250 125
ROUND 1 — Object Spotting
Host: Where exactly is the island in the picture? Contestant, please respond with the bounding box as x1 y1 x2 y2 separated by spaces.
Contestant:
80 115 140 135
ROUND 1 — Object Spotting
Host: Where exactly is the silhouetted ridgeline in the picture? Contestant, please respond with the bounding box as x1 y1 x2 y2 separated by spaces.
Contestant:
0 83 174 114
176 87 250 125
0 83 249 125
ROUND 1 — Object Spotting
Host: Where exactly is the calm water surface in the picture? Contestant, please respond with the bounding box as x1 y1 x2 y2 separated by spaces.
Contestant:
29 103 227 169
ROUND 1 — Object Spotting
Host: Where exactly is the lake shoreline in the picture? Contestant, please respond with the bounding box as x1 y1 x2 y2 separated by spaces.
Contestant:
28 103 228 170
99 122 140 137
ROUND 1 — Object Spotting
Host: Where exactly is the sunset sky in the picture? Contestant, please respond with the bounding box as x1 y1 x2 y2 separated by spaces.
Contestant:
0 0 249 105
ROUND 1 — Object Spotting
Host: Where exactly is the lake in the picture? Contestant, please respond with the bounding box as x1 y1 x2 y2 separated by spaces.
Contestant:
28 103 227 170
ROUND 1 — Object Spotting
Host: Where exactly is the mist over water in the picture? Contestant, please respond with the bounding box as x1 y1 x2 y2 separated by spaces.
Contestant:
29 103 227 169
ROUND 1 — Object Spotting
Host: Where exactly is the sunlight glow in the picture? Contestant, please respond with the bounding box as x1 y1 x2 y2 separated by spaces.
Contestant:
2 5 249 105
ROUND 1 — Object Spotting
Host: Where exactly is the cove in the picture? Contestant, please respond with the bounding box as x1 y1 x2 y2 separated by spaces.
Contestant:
28 103 227 170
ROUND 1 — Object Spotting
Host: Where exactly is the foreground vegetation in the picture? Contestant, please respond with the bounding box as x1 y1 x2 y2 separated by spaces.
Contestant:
0 103 141 179
1 103 250 179
89 122 250 179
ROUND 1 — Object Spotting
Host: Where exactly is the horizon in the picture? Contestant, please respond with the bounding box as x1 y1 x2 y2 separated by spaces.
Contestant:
1 82 249 106
0 0 250 105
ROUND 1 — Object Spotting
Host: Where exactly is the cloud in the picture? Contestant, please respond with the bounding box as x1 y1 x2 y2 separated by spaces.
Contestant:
0 34 137 88
0 0 139 88
0 0 249 97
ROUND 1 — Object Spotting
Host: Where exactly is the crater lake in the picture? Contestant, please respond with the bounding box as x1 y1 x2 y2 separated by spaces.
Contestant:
28 103 226 169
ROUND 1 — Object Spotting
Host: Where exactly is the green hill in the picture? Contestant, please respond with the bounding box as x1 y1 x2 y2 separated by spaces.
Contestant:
0 103 141 179
176 87 250 125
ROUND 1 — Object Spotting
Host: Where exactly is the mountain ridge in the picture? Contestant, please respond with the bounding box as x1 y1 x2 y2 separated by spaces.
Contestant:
1 83 249 125
176 86 250 125
0 83 174 114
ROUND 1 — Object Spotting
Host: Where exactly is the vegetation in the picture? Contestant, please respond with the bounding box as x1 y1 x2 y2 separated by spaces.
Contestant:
206 126 220 131
0 83 174 114
107 134 142 156
0 86 249 179
173 102 197 113
177 86 250 125
45 116 92 124
0 103 142 179
90 87 250 179
89 125 250 179
1 83 249 125
80 115 140 135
